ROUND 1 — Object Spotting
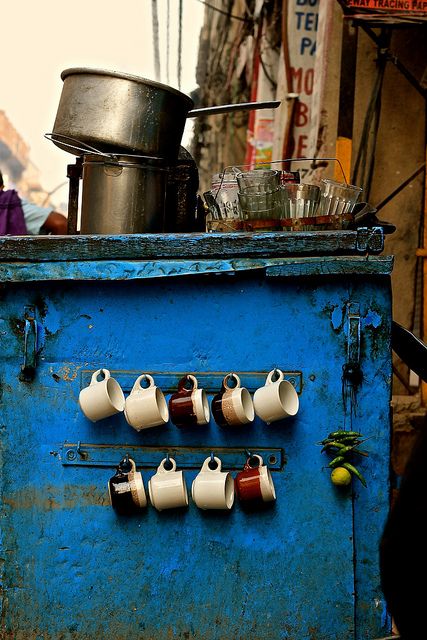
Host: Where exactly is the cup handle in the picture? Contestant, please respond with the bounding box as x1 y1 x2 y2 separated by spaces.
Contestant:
127 457 137 473
118 455 136 474
266 368 285 385
244 454 263 471
201 456 222 473
223 373 241 391
132 373 155 394
90 368 110 385
177 374 198 392
158 457 177 473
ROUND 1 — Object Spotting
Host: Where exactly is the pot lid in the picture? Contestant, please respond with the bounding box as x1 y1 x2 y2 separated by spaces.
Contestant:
60 67 194 108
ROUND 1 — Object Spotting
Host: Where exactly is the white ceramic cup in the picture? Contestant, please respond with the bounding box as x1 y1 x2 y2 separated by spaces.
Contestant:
124 374 169 431
253 369 299 424
191 456 234 510
78 368 125 422
148 457 189 511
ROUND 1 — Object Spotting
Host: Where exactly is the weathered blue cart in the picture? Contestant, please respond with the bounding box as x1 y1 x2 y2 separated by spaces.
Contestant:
0 230 392 639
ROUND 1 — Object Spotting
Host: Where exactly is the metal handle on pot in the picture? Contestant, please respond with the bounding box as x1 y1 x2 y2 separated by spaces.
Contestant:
44 133 163 162
187 100 281 118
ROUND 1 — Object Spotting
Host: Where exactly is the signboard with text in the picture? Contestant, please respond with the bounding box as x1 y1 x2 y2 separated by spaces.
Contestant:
287 0 319 159
343 0 427 13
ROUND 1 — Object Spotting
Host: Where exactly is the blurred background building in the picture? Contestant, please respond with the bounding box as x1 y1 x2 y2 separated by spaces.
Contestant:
0 110 65 210
190 0 427 475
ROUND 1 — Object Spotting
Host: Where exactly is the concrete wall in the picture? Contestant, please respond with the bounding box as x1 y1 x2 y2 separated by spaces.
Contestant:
352 26 426 392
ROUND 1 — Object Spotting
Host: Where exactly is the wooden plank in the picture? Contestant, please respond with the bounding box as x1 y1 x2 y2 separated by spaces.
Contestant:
0 258 272 282
0 256 394 283
0 230 373 262
266 255 394 277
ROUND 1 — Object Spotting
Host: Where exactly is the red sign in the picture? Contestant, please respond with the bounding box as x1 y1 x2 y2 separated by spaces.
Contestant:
345 0 427 13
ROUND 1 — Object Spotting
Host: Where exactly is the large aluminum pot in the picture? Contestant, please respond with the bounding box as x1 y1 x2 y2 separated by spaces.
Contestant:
53 68 194 160
80 155 168 234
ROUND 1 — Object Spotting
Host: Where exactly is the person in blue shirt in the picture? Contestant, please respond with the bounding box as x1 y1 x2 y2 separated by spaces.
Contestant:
0 170 67 234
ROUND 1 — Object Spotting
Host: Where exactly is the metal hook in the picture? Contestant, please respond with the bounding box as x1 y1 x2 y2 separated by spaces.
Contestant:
272 367 281 382
210 451 215 463
164 452 174 470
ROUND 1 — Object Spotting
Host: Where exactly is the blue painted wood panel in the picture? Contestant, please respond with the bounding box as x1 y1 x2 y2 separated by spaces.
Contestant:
0 262 391 639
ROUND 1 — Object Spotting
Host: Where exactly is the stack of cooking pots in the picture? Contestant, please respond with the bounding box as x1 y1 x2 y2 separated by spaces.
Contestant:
50 68 199 234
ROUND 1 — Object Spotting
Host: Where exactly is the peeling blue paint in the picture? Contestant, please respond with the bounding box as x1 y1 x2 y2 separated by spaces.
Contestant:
364 309 382 328
0 243 392 639
331 305 344 331
0 255 394 282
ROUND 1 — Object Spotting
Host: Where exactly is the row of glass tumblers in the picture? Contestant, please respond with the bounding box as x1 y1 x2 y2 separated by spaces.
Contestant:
208 169 362 221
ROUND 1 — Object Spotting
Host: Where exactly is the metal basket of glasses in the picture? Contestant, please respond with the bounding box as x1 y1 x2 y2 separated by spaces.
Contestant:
204 158 363 232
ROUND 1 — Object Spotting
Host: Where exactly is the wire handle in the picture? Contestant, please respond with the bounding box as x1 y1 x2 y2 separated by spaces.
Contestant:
224 157 349 184
44 133 163 163
213 157 350 201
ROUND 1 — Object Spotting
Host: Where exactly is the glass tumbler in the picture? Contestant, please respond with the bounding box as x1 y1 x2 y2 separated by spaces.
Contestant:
318 179 363 216
236 169 281 193
282 184 321 219
238 186 283 220
210 172 241 220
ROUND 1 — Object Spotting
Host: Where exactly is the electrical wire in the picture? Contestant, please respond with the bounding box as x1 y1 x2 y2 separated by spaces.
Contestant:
166 0 170 84
151 0 161 81
195 0 252 22
259 51 277 92
351 41 387 198
178 0 183 89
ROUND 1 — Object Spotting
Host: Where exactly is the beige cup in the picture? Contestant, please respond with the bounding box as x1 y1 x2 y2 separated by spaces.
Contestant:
78 368 125 422
191 456 234 510
148 457 189 511
253 369 299 424
124 374 169 431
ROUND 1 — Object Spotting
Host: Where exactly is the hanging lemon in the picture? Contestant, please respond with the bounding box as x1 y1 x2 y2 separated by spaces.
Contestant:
331 466 352 486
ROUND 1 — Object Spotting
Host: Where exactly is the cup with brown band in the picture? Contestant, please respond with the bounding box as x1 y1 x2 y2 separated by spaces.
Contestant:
211 373 255 427
168 374 210 428
108 456 147 515
235 454 276 505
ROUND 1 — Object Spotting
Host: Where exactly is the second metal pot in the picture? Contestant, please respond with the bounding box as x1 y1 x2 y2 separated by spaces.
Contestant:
80 155 168 234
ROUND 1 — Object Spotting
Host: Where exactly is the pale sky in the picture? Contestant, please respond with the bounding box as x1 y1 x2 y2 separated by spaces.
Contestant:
1 0 204 207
